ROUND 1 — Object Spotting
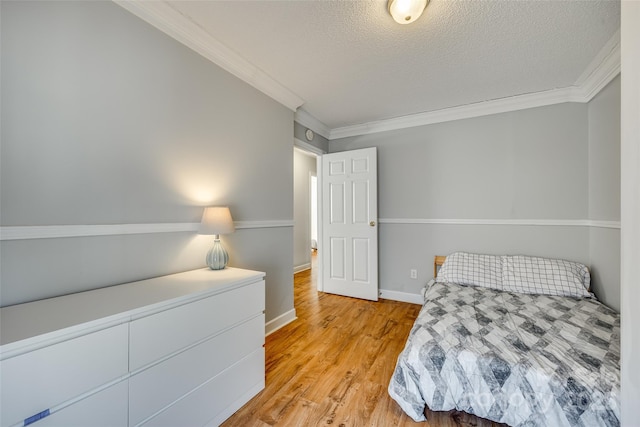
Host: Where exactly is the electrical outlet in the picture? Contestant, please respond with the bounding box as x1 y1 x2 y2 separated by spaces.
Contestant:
410 269 418 279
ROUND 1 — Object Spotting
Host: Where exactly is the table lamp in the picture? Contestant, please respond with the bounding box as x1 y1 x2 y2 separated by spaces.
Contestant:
198 206 235 270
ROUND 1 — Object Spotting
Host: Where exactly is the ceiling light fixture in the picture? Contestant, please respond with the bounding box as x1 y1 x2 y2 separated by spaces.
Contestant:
388 0 428 25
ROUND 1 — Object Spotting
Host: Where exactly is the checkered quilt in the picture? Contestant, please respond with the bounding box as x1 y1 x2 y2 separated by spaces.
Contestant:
388 282 620 426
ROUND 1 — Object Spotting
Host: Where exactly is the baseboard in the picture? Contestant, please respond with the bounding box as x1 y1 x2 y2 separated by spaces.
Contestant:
379 289 424 305
265 308 297 336
293 263 311 274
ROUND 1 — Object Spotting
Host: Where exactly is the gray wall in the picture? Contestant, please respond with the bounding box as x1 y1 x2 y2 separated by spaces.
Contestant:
0 1 294 323
333 104 589 219
588 76 621 311
294 121 329 153
330 101 620 310
293 149 317 271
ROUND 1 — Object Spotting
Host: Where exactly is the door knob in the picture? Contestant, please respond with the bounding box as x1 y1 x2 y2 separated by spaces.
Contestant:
369 221 376 227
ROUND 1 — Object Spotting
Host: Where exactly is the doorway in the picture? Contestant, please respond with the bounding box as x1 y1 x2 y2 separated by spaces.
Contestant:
310 175 318 253
293 147 318 273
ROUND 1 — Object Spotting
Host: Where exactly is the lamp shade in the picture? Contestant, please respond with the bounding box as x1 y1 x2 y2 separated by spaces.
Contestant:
198 206 235 235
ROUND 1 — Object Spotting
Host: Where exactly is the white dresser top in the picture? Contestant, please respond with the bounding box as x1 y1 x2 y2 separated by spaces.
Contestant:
0 267 265 359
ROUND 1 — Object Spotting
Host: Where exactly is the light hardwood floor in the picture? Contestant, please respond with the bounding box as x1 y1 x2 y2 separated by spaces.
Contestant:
222 254 506 427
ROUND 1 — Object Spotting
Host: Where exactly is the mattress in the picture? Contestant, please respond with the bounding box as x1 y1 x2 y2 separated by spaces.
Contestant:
388 281 620 426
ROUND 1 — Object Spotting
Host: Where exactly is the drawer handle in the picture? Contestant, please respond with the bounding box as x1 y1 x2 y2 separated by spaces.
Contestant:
25 409 50 426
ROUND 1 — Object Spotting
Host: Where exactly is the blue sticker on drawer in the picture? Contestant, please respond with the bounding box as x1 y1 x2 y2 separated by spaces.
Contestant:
24 409 50 426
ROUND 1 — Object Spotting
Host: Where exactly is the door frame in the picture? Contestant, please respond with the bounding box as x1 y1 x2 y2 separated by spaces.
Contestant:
316 154 324 292
293 138 325 291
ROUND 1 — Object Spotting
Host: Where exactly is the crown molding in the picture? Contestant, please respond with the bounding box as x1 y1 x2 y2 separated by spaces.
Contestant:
114 0 304 112
574 30 621 102
294 109 331 140
330 87 579 139
330 31 621 140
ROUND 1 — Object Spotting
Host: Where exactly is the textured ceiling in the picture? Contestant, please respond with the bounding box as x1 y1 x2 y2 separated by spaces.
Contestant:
167 0 620 131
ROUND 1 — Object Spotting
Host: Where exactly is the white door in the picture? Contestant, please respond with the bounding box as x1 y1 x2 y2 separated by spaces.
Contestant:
321 147 378 301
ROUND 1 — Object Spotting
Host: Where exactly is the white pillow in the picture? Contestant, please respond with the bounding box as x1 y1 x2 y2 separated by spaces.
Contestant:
436 252 502 290
501 255 592 298
437 252 592 299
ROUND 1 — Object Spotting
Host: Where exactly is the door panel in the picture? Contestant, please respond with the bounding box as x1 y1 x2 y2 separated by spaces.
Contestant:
330 237 346 280
321 147 378 301
330 183 345 224
353 180 369 224
352 238 370 283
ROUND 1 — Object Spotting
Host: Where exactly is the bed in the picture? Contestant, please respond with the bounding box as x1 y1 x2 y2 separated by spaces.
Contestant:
389 252 620 427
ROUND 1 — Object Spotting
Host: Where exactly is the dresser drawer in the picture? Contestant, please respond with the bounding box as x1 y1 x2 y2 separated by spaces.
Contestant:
140 348 265 427
35 380 128 427
129 280 264 371
0 324 128 427
129 314 264 426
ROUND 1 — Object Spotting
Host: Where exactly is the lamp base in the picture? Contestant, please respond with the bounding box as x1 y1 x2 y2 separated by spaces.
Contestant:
206 238 229 270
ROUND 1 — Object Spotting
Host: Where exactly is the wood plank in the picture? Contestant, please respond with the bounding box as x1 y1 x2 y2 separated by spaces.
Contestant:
222 254 507 427
434 255 447 278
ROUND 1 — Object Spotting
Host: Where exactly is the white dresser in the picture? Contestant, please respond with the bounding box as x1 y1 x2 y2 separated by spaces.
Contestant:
0 268 266 427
